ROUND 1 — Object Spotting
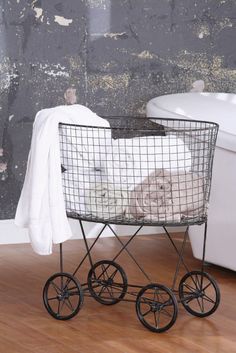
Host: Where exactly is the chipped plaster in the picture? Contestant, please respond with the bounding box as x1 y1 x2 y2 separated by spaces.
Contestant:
54 15 73 26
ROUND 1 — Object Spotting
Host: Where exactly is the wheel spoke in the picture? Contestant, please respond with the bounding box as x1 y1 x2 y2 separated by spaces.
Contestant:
67 285 78 291
202 281 212 292
98 285 106 297
153 288 158 302
142 308 152 317
201 296 205 313
63 277 72 292
196 296 204 313
50 281 62 295
47 296 58 301
106 285 113 299
157 310 161 328
109 282 125 289
188 274 200 291
153 312 158 328
185 296 195 304
202 293 215 304
183 282 197 293
162 299 173 308
140 296 154 305
110 269 118 281
101 265 107 281
57 300 61 316
157 290 167 304
65 297 75 312
161 307 172 318
60 299 66 312
195 274 202 290
67 297 76 312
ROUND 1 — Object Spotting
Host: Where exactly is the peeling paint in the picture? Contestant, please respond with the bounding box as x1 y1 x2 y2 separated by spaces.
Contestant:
196 24 210 39
38 63 70 78
104 32 128 40
33 7 43 20
218 18 233 31
132 50 159 60
89 73 130 91
167 51 236 89
44 69 69 78
87 0 110 10
54 15 73 26
0 58 19 92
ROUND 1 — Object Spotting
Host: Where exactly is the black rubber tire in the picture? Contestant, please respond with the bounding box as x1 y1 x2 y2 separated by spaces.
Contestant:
43 272 83 320
179 270 220 317
136 283 178 333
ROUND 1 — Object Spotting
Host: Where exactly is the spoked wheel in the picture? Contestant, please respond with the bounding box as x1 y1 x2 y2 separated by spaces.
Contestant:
136 283 178 333
43 272 84 320
87 260 128 305
179 271 220 317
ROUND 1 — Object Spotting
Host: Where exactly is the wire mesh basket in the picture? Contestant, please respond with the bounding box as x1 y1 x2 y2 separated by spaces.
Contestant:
59 117 218 226
43 116 221 331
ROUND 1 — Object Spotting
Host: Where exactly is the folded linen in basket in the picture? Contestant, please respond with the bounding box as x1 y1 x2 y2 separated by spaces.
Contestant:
62 167 107 215
129 169 204 222
61 126 112 171
84 182 129 220
105 135 192 190
15 105 110 255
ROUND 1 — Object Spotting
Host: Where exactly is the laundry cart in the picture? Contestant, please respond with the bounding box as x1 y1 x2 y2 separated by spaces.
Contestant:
43 116 220 333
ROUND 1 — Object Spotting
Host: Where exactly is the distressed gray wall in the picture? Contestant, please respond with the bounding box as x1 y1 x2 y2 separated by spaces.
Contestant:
0 0 235 218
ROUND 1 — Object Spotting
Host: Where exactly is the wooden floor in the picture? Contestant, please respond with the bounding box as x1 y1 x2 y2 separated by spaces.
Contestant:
0 232 236 353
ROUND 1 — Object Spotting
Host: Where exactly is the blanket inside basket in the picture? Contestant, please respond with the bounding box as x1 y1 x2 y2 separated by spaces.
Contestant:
129 169 204 223
62 132 203 222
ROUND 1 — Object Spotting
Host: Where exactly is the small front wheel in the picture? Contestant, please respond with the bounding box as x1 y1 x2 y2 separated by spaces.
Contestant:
136 283 178 333
179 271 220 317
43 272 84 320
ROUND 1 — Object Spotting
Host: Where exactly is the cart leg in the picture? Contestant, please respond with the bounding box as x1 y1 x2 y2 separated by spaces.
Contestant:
79 219 93 268
171 226 189 291
60 243 63 273
163 226 191 275
201 222 208 273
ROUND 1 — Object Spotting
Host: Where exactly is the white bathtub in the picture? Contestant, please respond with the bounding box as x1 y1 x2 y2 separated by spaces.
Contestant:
147 92 236 271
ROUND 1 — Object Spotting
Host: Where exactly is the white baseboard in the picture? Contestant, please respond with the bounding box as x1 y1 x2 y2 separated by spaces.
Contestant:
0 219 185 245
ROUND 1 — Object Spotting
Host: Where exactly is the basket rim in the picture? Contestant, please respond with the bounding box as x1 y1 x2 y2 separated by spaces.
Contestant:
59 115 219 131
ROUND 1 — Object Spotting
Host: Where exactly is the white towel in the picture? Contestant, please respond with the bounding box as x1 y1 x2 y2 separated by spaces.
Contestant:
106 135 192 190
84 182 128 220
61 125 111 171
15 105 109 255
63 167 107 215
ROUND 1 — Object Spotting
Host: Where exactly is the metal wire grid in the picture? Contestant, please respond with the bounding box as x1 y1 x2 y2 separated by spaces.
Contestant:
59 117 218 226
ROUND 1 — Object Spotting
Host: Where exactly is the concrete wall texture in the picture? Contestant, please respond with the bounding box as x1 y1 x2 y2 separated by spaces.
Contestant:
0 0 235 219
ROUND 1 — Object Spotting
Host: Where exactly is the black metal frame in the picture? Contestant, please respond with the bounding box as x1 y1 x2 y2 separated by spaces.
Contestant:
43 116 220 332
58 220 207 300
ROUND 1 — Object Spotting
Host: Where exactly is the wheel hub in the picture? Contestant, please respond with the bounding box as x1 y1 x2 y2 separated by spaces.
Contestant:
57 291 69 301
150 302 161 312
107 278 113 286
